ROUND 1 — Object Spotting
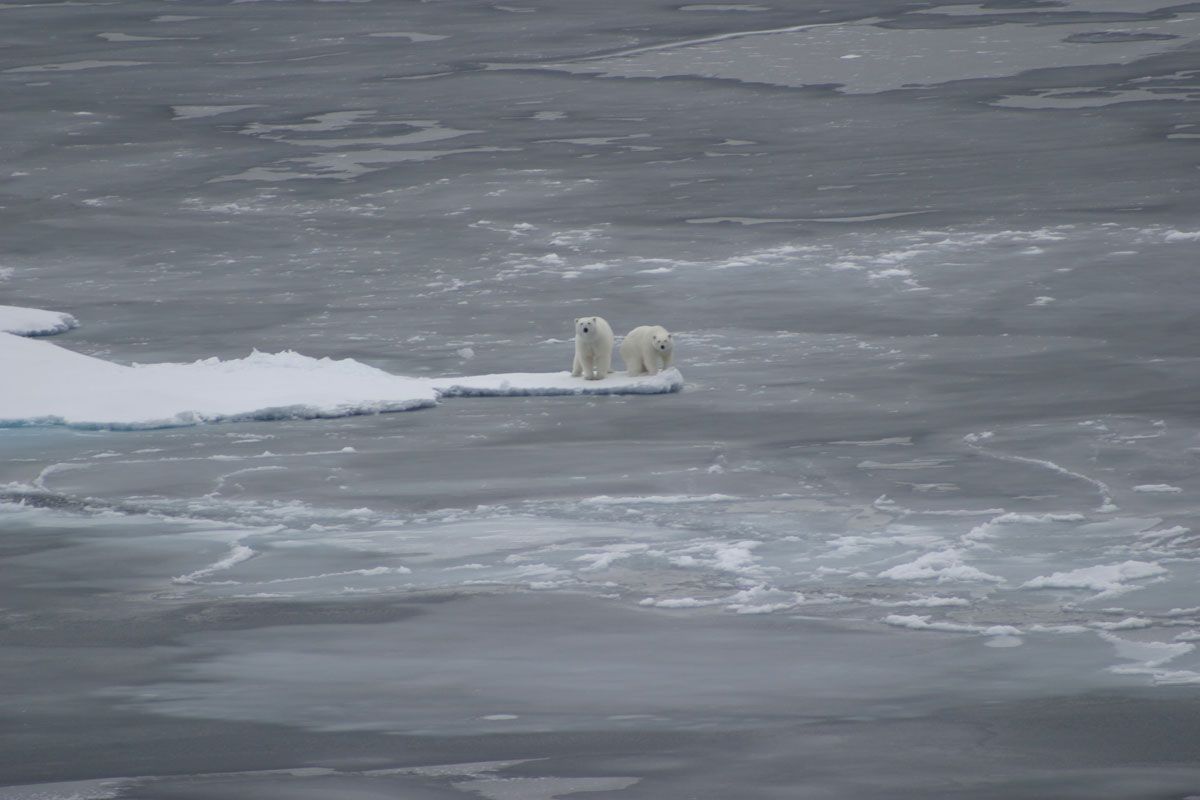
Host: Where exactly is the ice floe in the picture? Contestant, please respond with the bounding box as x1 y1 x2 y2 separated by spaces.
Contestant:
0 304 78 336
1100 633 1200 685
882 614 1020 638
366 31 448 41
430 368 682 398
1133 484 1182 494
1021 560 1167 598
0 332 438 429
0 310 682 429
877 549 1005 584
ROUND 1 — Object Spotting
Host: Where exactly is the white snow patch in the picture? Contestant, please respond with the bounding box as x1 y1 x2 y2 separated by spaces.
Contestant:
573 544 648 571
1090 616 1156 631
1100 632 1199 684
1133 484 1182 493
724 584 804 614
581 493 734 505
869 595 971 608
639 596 722 609
428 368 683 398
0 333 438 429
640 584 802 615
0 305 78 336
1027 624 1090 634
878 549 1005 584
963 511 1085 542
1021 560 1167 597
883 614 1020 637
667 540 762 575
0 333 681 430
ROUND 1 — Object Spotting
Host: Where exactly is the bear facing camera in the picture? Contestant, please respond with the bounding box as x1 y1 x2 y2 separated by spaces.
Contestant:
572 315 614 380
620 325 673 376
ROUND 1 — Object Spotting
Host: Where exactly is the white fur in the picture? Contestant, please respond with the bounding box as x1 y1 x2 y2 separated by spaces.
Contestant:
572 315 614 380
620 325 673 376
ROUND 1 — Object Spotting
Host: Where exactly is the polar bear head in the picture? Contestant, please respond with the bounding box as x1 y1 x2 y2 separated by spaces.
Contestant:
651 327 673 355
575 317 601 338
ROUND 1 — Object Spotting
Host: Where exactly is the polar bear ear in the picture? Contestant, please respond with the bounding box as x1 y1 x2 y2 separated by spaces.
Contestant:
574 318 581 324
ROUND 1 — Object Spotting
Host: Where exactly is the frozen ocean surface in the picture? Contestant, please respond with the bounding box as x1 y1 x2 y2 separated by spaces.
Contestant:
4 0 1200 797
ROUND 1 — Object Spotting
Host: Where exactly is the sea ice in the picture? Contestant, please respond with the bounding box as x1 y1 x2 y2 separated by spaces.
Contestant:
877 549 1005 584
883 614 1020 637
0 304 78 336
0 315 682 429
1133 484 1183 493
0 332 439 429
1021 560 1167 597
429 369 682 397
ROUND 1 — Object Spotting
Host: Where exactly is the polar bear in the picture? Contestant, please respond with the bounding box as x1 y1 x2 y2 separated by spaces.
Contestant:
572 315 614 380
620 325 673 376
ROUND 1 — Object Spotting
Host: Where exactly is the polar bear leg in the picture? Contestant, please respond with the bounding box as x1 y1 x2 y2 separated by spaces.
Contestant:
624 347 643 376
572 353 583 377
641 345 659 376
581 351 597 380
625 353 644 376
597 349 612 378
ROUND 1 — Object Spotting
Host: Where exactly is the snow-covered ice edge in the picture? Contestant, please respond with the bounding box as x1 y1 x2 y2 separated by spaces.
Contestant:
431 370 682 397
0 309 682 430
0 304 78 337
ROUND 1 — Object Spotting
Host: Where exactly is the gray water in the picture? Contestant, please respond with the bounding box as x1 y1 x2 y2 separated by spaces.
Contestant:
5 0 1200 796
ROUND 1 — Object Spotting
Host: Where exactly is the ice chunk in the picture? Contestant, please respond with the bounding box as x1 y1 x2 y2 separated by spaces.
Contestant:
430 368 683 397
1133 484 1183 493
0 333 439 429
877 549 1005 584
1021 560 1167 597
0 304 78 336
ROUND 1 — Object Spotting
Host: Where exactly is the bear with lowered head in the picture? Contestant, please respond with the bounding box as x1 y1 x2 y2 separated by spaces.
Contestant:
620 325 673 376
